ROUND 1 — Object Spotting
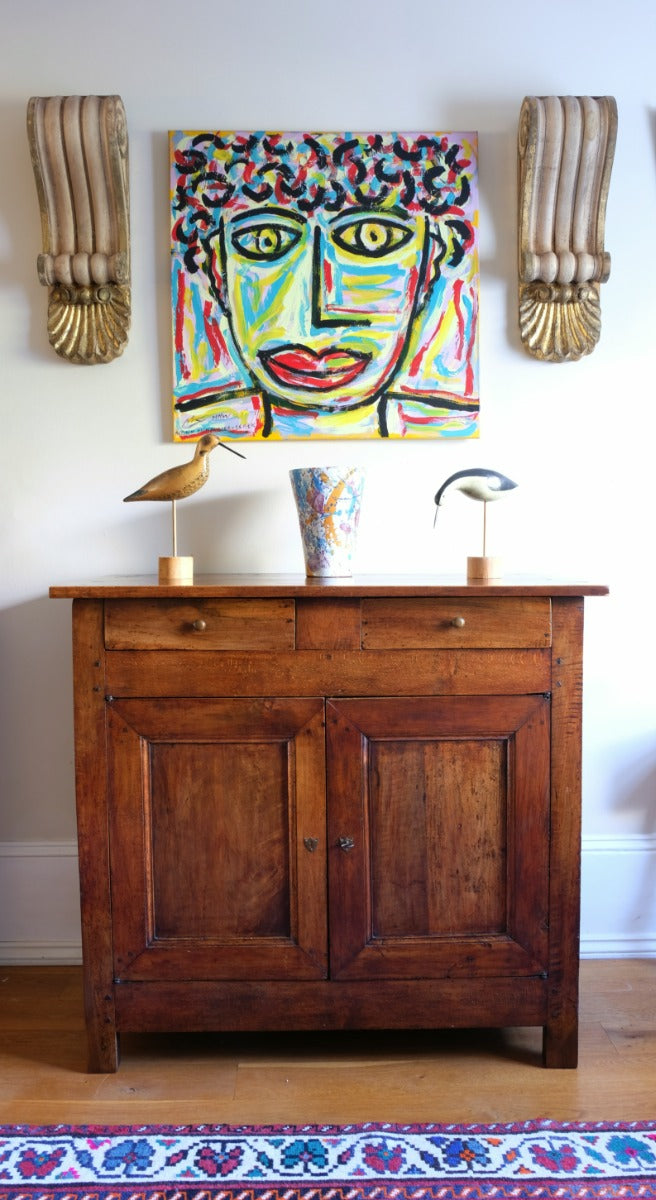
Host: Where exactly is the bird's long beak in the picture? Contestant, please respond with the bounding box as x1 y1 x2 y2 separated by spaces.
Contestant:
218 441 246 459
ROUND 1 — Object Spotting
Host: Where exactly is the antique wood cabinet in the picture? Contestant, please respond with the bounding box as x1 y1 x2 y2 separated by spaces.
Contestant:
51 575 607 1072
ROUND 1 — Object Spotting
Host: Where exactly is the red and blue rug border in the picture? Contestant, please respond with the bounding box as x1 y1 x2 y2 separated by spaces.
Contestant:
1 1121 655 1200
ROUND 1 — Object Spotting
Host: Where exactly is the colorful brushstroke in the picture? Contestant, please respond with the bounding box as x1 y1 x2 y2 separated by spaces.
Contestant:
170 131 479 441
289 466 364 575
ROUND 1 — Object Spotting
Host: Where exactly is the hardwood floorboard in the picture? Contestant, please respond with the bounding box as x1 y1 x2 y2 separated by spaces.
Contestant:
0 962 654 1124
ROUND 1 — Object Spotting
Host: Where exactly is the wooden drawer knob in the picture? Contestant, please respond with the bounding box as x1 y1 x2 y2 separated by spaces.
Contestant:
191 618 207 632
451 616 466 628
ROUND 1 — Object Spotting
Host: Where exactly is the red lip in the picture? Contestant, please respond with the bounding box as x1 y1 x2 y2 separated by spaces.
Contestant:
260 346 370 391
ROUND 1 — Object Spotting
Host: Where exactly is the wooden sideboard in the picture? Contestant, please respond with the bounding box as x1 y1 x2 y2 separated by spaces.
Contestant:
51 574 607 1071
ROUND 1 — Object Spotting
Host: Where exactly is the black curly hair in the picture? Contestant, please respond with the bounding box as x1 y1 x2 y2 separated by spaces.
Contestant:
171 130 476 279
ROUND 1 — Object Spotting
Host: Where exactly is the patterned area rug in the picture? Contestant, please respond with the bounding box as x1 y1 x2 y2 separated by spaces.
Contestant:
1 1122 656 1199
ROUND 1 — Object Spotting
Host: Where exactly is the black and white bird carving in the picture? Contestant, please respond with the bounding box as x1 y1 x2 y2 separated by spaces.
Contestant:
434 468 518 525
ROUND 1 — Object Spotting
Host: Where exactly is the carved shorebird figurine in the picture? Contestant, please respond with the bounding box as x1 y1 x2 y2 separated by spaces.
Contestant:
123 433 243 503
123 433 245 558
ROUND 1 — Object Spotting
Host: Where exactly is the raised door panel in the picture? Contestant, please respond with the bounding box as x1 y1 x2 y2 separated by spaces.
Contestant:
107 697 327 980
369 737 507 937
326 695 550 980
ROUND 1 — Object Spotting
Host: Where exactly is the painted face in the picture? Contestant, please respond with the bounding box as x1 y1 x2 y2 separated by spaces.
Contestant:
207 203 437 411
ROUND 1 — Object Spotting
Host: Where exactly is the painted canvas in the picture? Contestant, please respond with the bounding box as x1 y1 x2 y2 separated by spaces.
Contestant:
170 131 479 441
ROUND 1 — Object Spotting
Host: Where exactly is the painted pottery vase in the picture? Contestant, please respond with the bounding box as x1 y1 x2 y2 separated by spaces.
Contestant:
290 466 364 577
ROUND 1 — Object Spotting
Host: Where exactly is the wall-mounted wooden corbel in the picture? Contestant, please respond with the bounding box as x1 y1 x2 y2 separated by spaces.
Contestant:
518 95 617 361
27 95 130 364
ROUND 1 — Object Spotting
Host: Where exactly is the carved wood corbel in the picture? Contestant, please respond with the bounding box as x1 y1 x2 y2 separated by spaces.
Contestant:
518 95 617 362
27 95 130 364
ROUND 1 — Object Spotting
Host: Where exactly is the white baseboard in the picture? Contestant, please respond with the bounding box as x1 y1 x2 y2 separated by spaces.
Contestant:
579 834 656 958
579 935 656 959
0 841 82 964
1 835 655 964
0 940 83 964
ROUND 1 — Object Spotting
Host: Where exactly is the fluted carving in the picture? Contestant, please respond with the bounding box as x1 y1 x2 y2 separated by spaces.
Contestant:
518 95 617 361
27 95 130 364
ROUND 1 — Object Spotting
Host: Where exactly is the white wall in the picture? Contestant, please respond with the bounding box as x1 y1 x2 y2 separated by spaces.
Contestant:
1 0 655 959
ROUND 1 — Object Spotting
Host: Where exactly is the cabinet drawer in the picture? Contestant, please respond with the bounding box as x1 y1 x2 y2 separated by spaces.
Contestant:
362 597 551 649
104 598 295 650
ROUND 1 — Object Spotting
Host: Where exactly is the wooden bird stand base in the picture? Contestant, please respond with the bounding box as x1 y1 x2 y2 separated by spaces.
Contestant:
158 556 194 585
467 555 503 583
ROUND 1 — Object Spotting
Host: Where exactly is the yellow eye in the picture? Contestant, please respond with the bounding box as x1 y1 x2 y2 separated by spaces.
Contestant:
231 223 301 262
332 218 413 258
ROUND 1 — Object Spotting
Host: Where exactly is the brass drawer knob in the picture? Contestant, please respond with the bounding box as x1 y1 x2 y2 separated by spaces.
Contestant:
191 618 207 632
451 616 466 628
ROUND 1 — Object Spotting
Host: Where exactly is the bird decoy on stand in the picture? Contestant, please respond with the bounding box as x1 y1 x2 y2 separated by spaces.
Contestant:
124 434 245 584
433 468 518 583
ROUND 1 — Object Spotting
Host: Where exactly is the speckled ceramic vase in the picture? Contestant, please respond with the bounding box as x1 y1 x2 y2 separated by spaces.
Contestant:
290 466 364 577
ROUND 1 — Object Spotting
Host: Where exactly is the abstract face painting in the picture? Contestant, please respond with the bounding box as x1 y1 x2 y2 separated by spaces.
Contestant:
171 131 479 441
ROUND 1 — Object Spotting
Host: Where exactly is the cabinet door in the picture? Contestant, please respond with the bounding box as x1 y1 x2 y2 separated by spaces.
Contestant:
327 695 550 980
107 697 327 980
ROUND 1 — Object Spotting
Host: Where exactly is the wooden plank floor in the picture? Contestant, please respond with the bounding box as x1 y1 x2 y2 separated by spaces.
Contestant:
0 961 654 1125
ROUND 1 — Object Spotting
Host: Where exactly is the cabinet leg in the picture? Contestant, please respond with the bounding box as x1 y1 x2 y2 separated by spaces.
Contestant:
82 978 120 1071
86 1027 120 1073
542 1019 578 1068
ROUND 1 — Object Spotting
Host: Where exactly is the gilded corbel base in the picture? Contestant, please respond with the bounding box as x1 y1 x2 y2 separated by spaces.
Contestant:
518 281 601 363
47 283 131 365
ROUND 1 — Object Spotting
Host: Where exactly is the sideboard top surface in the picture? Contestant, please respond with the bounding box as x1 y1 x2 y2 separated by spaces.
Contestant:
50 573 609 600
